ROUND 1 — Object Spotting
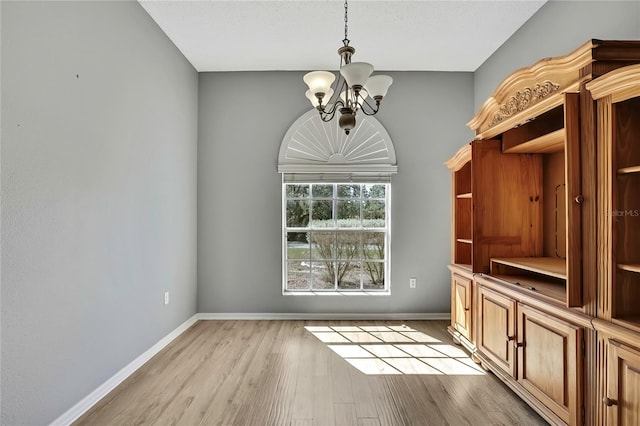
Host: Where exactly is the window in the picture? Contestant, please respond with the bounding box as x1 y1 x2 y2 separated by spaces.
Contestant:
278 110 397 295
284 183 390 293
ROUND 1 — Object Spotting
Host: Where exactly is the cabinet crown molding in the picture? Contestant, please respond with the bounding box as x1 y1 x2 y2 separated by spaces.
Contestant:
469 39 640 139
586 63 640 102
444 144 471 171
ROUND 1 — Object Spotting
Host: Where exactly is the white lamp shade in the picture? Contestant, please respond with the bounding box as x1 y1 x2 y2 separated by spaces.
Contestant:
340 62 374 87
306 88 334 107
365 75 393 98
303 71 336 95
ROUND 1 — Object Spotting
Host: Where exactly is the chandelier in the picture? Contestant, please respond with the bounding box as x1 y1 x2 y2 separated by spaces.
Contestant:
303 0 393 135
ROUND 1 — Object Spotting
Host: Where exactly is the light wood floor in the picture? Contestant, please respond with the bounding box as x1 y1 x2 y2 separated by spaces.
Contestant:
75 320 547 425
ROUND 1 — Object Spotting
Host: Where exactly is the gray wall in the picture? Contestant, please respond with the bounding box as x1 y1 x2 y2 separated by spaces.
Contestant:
474 0 640 111
6 0 638 424
1 1 198 425
198 71 474 314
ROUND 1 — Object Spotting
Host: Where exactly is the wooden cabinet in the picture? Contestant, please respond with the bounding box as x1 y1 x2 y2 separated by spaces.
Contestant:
588 63 640 426
446 138 544 352
448 41 640 425
588 64 640 333
476 278 584 425
445 145 473 269
605 340 640 425
488 93 582 308
476 277 588 424
446 141 542 276
517 304 583 425
469 93 581 309
452 272 473 341
446 146 476 349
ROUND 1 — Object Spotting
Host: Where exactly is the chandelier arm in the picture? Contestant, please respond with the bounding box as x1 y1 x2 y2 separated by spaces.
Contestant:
359 97 381 116
319 99 341 117
319 103 340 122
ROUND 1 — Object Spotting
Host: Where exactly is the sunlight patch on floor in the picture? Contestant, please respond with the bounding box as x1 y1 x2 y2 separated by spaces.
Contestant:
344 358 403 375
305 324 485 376
328 344 376 358
312 332 350 343
393 344 446 358
359 344 409 358
338 332 383 343
369 331 415 343
384 357 443 375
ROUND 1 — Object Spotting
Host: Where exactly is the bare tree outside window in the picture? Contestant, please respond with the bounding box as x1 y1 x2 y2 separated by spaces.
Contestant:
285 183 389 292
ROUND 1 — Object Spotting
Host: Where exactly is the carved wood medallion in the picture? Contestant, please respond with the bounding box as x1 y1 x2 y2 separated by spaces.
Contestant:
490 81 561 127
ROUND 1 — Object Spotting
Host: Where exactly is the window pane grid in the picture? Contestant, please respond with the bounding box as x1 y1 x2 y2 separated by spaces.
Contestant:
287 227 386 232
285 183 389 292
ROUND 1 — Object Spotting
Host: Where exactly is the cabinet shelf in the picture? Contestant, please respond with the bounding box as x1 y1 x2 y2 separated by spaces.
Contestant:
617 263 640 274
492 274 567 304
491 257 567 280
503 128 565 154
456 192 472 199
617 165 640 174
456 238 473 244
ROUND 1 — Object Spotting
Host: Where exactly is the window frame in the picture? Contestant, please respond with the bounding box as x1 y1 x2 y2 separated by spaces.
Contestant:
282 182 391 295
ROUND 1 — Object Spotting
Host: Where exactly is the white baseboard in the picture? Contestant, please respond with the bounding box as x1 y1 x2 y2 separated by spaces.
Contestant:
49 311 449 425
197 312 450 320
49 314 199 426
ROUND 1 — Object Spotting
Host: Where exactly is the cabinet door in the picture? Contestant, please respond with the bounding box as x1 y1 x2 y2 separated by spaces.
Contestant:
452 274 472 341
472 140 543 274
606 340 640 426
517 304 583 425
564 92 583 307
477 285 516 376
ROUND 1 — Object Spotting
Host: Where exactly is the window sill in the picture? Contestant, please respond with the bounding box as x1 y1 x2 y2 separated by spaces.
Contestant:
283 290 391 296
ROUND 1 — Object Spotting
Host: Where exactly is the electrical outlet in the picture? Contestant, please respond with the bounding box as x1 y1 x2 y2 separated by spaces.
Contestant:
164 291 169 305
409 278 417 288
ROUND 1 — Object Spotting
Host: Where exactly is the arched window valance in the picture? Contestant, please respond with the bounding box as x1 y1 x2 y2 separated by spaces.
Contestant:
278 110 397 182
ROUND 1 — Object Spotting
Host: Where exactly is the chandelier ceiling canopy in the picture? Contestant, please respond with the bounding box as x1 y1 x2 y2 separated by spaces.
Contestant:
303 0 393 135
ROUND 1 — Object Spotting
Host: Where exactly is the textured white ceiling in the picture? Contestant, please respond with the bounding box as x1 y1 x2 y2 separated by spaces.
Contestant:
139 0 546 72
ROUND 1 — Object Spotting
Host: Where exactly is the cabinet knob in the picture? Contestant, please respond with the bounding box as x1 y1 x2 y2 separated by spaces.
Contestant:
464 307 470 312
603 397 618 406
574 195 585 204
506 335 515 342
514 341 525 348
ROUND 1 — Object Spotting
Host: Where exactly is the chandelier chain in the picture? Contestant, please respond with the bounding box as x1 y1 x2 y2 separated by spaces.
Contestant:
303 0 391 135
343 0 349 45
